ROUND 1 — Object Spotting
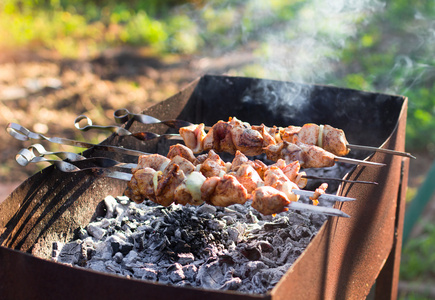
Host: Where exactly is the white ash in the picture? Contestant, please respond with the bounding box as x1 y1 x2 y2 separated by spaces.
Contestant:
54 194 329 294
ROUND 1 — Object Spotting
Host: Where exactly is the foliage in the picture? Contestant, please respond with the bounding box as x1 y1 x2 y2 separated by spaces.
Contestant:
401 222 435 280
400 221 435 299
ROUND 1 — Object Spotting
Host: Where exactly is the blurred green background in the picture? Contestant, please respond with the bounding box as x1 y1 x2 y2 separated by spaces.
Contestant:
1 0 434 298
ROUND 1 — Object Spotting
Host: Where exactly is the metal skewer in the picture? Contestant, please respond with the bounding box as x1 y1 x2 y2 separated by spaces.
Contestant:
75 116 386 168
6 122 150 157
347 143 416 159
113 109 414 159
16 149 350 218
334 156 385 167
285 201 349 218
17 148 134 181
75 115 184 140
16 146 356 205
302 175 377 185
113 108 192 129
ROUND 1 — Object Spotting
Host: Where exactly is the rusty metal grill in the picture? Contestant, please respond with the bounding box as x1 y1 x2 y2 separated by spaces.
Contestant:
0 75 409 300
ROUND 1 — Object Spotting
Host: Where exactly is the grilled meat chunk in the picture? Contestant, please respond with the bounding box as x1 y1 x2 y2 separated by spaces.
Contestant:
125 167 157 204
134 154 170 172
179 123 206 154
322 125 350 156
201 174 250 207
310 182 328 206
167 143 198 164
234 164 264 193
198 150 227 178
155 164 186 206
251 186 290 215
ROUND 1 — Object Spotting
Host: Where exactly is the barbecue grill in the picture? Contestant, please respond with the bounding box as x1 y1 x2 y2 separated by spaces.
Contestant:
0 75 409 299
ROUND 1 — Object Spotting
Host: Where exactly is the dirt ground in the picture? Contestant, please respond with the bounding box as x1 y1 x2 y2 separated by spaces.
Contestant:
0 46 254 191
0 47 433 203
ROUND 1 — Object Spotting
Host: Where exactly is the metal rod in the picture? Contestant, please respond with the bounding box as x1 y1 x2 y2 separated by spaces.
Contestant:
15 151 352 217
292 189 355 202
285 201 350 218
7 122 150 157
26 143 87 161
16 148 134 180
16 147 356 204
335 156 386 167
113 108 193 129
112 110 414 159
347 143 416 159
302 175 378 185
75 115 186 140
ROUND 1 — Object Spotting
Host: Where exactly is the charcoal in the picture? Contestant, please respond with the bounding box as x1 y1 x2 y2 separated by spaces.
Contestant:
257 241 273 253
263 217 289 231
197 260 225 289
57 240 84 265
111 240 133 256
105 261 123 274
139 265 159 281
182 264 198 281
240 245 262 261
168 263 186 282
88 260 107 273
246 211 259 223
104 195 118 218
54 191 335 294
74 226 89 240
113 252 123 263
207 219 226 231
87 223 106 240
289 225 312 241
221 276 242 290
178 253 195 265
122 250 139 267
197 204 217 215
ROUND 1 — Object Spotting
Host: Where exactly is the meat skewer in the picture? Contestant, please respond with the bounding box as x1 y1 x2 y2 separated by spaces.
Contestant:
127 143 356 204
75 115 183 141
15 143 356 208
14 139 377 187
15 147 350 218
112 109 415 159
126 149 350 217
125 152 350 215
73 115 387 169
178 118 386 168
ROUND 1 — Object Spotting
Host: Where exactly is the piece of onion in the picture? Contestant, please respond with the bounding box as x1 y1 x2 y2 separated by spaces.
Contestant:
153 171 163 192
318 124 324 148
185 171 206 204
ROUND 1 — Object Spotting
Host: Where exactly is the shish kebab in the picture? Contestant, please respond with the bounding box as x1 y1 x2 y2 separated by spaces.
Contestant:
74 115 387 169
115 143 352 216
111 109 415 160
177 117 415 168
16 143 352 217
6 122 376 186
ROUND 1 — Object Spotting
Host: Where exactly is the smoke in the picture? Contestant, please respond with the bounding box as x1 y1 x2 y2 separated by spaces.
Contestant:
186 0 385 85
178 0 435 129
251 0 386 84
